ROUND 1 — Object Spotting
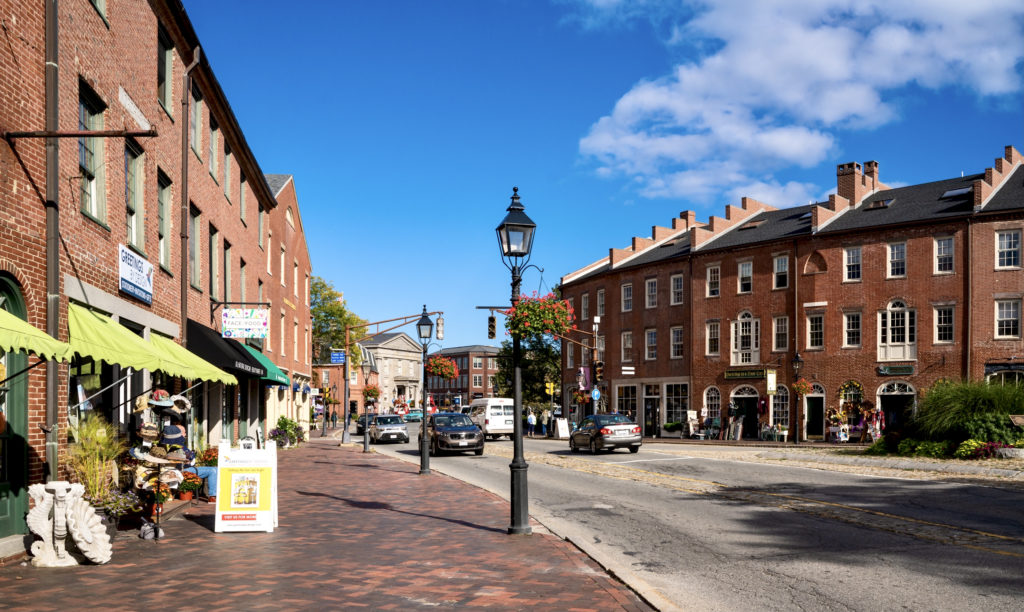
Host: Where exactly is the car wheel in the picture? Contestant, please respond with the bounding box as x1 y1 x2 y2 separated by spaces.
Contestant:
474 447 484 456
430 440 439 456
629 445 640 453
569 437 579 453
590 439 599 454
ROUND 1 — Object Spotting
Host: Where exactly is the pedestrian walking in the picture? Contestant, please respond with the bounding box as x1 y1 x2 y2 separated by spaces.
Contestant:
331 410 338 429
541 409 550 437
527 411 536 438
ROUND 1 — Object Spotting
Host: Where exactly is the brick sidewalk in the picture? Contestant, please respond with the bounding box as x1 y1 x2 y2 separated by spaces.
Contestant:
0 438 652 611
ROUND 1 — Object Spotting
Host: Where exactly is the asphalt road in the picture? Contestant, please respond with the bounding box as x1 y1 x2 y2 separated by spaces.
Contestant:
370 426 1024 611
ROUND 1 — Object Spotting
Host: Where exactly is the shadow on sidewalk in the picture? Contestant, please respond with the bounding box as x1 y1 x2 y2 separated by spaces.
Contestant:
295 490 506 534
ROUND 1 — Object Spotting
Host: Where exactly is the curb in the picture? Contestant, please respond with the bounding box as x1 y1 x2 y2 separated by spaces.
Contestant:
760 451 1024 478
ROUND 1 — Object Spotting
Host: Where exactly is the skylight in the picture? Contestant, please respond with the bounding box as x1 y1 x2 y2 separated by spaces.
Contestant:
940 186 972 199
866 198 893 210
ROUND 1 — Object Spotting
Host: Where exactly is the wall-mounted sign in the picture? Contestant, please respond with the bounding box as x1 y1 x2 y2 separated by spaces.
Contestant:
877 365 914 376
221 308 269 339
621 366 635 376
765 369 778 395
330 350 346 365
118 244 153 305
724 369 765 380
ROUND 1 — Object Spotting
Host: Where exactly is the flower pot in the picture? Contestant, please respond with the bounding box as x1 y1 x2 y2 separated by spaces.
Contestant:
178 490 194 501
96 509 119 543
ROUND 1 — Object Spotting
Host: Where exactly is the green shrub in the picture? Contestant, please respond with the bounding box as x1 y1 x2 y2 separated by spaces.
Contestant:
663 422 683 432
915 380 1024 443
914 440 954 458
954 439 984 459
961 412 1018 445
897 438 921 456
863 439 889 455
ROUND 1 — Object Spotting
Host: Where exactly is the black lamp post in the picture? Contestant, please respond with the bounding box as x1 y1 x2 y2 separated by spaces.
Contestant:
791 352 803 444
362 356 373 453
496 186 536 536
417 305 434 475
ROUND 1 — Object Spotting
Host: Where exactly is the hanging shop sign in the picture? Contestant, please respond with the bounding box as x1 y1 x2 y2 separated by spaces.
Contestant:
877 365 914 376
724 368 766 380
221 308 270 339
765 369 778 395
214 441 278 533
118 244 154 305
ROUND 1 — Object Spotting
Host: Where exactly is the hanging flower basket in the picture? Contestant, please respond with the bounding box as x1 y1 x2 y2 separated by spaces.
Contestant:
363 384 381 399
572 389 591 404
425 355 459 380
504 292 575 339
792 378 813 396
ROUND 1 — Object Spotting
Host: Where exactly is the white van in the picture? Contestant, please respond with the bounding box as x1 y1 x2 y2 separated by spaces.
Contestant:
468 398 515 439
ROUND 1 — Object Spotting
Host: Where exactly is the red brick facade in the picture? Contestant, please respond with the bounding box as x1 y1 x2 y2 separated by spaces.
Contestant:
425 346 501 408
560 146 1024 442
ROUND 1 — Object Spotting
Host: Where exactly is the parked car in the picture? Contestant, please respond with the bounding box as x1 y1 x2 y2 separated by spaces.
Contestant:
427 412 484 456
569 413 641 454
403 410 423 422
370 414 410 444
467 397 515 440
355 414 371 435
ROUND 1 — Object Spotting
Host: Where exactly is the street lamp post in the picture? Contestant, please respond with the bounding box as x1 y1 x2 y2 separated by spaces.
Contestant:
416 306 434 475
496 186 536 536
792 352 803 444
362 357 373 453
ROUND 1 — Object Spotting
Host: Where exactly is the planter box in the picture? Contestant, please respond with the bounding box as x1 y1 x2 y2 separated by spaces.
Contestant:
995 447 1024 459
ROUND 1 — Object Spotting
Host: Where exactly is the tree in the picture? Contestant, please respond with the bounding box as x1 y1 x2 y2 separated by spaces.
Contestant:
310 276 368 365
493 334 561 406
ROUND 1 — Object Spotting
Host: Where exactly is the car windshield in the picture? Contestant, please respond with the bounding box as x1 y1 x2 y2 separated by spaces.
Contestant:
375 416 403 425
597 414 633 425
434 415 473 428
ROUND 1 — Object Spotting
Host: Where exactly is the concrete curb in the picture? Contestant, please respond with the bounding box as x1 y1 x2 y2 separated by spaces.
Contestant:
759 451 1024 479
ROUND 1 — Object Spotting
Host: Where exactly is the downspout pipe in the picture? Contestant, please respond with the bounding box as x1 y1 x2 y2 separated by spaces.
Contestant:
964 218 972 380
180 47 200 345
44 0 59 482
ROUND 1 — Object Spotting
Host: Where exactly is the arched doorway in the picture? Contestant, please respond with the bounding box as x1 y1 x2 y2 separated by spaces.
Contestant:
877 381 916 432
804 383 826 440
0 275 29 540
730 385 758 439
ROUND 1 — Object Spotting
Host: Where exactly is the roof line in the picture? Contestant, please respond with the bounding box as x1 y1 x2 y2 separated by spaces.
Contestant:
693 209 767 251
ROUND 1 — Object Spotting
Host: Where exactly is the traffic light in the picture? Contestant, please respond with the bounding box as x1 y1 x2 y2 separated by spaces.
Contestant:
487 315 496 339
545 382 555 395
594 360 604 382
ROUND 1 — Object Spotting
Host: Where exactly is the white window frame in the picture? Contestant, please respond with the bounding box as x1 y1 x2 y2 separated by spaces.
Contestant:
670 326 684 359
995 299 1021 339
737 261 752 294
670 274 684 305
157 173 172 268
772 316 788 352
844 246 862 282
707 265 720 297
771 386 789 427
888 242 907 279
843 312 861 348
472 374 483 388
124 141 144 250
730 311 760 365
596 289 605 317
878 299 917 361
473 356 483 369
596 335 605 362
933 305 954 344
566 340 574 369
806 313 824 350
706 321 720 356
773 255 788 289
581 293 589 320
621 331 633 362
704 387 721 421
79 86 106 223
996 230 1022 269
645 329 657 361
621 283 633 312
645 278 657 309
934 236 954 275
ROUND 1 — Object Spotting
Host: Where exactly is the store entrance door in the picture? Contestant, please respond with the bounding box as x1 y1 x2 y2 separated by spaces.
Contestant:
0 277 29 540
805 395 825 440
643 398 660 437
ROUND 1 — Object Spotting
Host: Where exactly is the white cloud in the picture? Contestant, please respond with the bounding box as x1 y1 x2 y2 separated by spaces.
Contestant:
574 0 1024 206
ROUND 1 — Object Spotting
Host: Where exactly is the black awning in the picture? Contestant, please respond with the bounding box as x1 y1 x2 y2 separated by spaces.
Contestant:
186 319 266 378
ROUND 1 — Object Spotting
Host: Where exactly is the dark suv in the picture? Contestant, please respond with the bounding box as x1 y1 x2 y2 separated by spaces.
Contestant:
427 412 484 456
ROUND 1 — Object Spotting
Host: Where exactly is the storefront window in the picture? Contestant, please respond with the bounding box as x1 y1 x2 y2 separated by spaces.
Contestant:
665 384 688 424
617 385 637 420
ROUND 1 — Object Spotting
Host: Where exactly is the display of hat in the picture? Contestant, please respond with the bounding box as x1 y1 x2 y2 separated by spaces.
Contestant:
134 393 150 413
161 425 187 446
166 448 187 462
148 388 174 408
149 445 168 459
139 423 161 441
169 394 191 418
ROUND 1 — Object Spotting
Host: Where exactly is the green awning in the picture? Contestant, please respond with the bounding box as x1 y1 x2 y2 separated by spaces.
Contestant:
0 308 70 362
241 344 290 386
149 334 237 385
67 304 163 372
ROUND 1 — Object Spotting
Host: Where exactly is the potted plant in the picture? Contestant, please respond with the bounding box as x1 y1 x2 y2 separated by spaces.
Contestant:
196 447 218 467
69 413 127 512
363 384 381 401
85 488 141 542
426 355 459 380
178 471 202 501
504 292 575 339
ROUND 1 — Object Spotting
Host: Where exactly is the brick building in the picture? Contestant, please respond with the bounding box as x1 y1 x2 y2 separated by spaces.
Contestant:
425 345 501 409
313 344 378 421
559 145 1024 441
0 0 312 553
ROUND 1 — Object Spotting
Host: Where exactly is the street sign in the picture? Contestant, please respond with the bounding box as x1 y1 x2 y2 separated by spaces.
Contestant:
591 388 601 401
330 350 346 365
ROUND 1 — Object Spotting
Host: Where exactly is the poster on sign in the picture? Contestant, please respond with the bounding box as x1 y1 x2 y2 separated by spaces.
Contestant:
221 308 269 339
214 441 278 533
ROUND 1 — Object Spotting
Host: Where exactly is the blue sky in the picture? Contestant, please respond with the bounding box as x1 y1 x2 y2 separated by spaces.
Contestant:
182 0 1023 348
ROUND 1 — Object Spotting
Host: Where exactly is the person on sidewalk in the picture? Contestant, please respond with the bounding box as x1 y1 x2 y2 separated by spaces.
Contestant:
162 411 218 503
541 410 550 437
527 411 536 437
331 410 338 429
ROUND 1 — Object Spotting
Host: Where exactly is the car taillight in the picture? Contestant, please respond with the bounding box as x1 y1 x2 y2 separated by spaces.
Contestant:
599 427 614 435
632 426 641 434
485 418 490 424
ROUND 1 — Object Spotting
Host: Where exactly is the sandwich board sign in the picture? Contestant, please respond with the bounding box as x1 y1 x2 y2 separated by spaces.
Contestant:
214 441 278 533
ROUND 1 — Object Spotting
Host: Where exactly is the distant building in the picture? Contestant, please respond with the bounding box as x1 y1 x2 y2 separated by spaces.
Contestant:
425 345 502 408
359 333 424 411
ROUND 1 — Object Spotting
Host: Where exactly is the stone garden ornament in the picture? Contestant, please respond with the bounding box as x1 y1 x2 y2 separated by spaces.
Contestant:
27 481 112 566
